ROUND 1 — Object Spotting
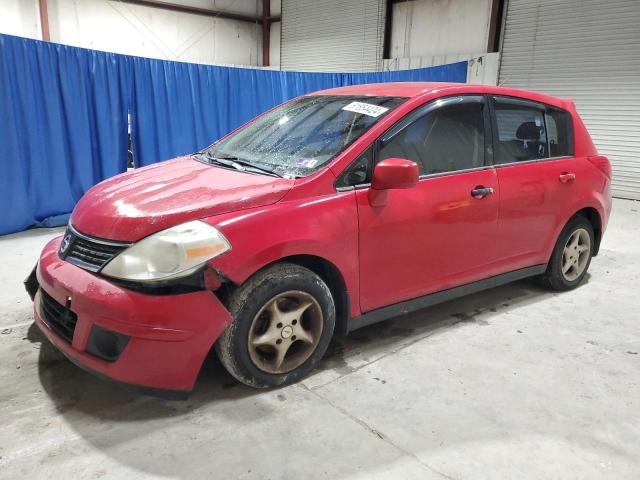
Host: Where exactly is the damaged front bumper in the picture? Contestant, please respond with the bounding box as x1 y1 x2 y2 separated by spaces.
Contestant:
29 236 233 398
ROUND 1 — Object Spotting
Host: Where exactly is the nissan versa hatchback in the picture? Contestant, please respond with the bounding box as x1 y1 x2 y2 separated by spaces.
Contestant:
26 83 612 397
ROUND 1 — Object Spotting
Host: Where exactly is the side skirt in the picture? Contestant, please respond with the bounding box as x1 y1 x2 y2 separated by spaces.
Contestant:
348 264 547 332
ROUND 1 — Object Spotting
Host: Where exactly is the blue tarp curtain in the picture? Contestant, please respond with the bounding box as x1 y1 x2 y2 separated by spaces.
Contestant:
0 33 468 235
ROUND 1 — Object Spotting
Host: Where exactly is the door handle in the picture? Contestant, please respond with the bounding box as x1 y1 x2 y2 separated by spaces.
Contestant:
471 186 494 198
559 172 576 183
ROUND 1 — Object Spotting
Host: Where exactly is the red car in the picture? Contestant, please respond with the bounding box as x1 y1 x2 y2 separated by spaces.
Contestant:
26 83 612 398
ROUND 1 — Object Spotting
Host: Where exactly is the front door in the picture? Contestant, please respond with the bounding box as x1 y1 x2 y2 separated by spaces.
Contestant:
356 96 500 312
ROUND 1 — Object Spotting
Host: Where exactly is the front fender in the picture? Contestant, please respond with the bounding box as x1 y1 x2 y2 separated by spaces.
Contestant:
203 192 361 317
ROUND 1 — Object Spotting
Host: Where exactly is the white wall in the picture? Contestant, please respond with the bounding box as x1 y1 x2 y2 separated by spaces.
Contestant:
0 0 264 66
0 0 494 74
0 0 42 40
269 20 281 67
269 0 281 66
466 52 499 85
390 0 493 58
271 0 281 15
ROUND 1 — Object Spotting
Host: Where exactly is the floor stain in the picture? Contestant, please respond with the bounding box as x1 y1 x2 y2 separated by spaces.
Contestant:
389 326 415 337
452 312 474 322
452 312 489 326
320 354 356 376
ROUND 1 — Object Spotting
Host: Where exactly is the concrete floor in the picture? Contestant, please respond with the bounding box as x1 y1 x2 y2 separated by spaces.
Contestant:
1 199 639 480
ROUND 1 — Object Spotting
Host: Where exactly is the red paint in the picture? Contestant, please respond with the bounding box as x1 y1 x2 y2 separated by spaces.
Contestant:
587 155 612 179
358 167 500 310
35 83 612 394
71 157 294 241
371 158 420 190
368 158 420 207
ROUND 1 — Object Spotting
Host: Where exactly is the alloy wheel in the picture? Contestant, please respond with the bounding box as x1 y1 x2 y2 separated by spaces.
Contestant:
248 291 323 374
561 228 591 281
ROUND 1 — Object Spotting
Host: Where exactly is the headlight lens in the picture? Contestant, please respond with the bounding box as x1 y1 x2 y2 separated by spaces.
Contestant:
101 220 231 282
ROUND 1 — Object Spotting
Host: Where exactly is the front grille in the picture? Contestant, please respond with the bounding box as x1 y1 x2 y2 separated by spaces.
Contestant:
39 289 77 342
58 226 129 272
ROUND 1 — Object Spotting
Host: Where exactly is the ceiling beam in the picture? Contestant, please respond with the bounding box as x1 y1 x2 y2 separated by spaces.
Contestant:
116 0 280 24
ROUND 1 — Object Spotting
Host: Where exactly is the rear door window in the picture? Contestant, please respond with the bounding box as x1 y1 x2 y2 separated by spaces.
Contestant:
494 103 548 164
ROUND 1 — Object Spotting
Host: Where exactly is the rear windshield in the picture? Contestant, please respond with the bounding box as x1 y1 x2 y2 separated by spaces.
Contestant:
199 95 406 178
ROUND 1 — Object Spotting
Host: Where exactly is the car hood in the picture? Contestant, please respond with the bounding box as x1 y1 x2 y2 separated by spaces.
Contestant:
70 156 295 241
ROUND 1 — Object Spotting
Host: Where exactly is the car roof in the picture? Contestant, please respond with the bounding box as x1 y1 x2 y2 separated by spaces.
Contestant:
309 82 572 110
310 82 465 97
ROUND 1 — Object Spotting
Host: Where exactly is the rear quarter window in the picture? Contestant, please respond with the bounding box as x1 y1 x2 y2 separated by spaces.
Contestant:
545 108 574 157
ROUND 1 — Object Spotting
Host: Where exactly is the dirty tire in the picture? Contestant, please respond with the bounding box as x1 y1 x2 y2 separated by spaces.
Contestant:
215 263 335 388
539 215 595 291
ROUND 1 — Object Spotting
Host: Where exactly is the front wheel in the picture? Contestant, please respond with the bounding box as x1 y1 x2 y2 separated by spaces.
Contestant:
539 215 595 291
216 263 335 388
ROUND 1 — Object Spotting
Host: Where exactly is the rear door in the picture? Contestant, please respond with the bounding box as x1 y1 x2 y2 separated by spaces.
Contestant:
491 96 577 270
356 95 500 312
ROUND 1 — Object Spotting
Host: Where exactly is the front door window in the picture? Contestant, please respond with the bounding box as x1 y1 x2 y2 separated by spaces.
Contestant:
378 101 486 175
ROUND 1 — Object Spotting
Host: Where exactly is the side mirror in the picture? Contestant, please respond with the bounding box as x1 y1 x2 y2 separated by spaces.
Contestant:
371 158 419 190
368 158 419 207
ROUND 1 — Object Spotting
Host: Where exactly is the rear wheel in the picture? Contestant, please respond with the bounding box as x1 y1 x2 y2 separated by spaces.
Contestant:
539 215 594 291
216 263 335 388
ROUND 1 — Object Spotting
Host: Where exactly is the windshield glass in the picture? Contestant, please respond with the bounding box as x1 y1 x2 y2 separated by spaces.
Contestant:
198 95 406 178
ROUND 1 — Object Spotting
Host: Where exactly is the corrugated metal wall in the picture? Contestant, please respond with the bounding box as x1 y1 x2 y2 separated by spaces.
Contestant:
281 0 386 72
499 0 640 200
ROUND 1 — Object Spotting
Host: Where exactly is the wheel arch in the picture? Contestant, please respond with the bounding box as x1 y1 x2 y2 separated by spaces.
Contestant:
216 254 351 340
544 203 604 265
573 206 602 256
279 255 351 339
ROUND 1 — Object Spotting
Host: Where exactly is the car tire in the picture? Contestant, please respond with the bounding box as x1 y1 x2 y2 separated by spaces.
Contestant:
539 215 595 291
215 263 335 388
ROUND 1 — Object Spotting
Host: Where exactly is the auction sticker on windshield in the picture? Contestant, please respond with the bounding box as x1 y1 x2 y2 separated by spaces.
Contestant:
342 101 389 117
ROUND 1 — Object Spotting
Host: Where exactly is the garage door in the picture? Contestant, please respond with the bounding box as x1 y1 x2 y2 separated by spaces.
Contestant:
281 0 386 72
499 0 640 200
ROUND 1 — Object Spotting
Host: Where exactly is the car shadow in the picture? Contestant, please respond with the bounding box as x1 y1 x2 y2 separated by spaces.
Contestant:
317 276 566 377
29 322 260 422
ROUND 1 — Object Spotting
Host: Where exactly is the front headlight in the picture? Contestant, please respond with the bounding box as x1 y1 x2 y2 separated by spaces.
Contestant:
101 220 231 282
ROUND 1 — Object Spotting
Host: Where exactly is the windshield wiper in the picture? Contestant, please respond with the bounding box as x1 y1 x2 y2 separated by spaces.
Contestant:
215 155 284 178
196 152 283 178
